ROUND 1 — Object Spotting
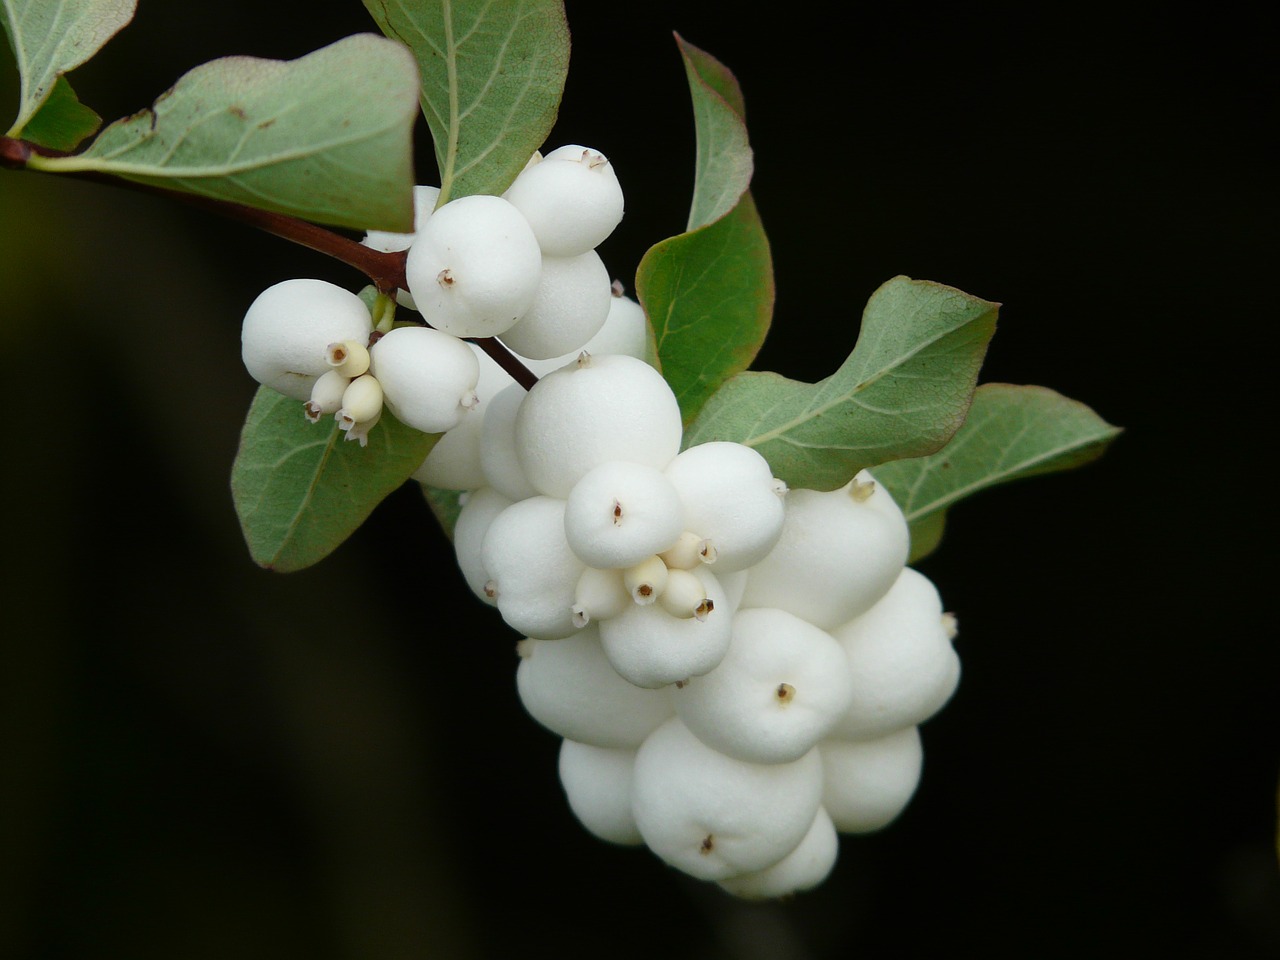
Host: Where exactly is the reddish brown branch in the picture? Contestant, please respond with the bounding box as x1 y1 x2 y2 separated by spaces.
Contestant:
1 134 540 389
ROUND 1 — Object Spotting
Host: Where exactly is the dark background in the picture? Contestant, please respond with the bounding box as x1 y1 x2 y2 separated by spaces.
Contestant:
1 2 1275 957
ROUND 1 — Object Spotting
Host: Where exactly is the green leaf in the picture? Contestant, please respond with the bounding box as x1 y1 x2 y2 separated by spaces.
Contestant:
2 0 134 137
230 386 438 572
31 34 419 231
364 0 569 204
634 35 769 426
636 192 773 425
675 34 752 232
683 276 999 491
17 74 99 150
872 383 1123 562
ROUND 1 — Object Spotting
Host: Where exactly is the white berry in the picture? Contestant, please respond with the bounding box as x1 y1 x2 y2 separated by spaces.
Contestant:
240 278 372 401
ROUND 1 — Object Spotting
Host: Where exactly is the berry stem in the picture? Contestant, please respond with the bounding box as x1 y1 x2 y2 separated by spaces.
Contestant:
0 134 539 390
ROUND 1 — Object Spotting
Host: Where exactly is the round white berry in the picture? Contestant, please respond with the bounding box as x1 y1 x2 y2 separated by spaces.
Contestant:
369 326 480 434
516 628 673 748
502 144 624 256
717 806 839 900
674 607 854 765
497 249 613 360
403 194 542 338
664 441 788 573
820 727 924 834
829 567 961 741
597 565 732 689
563 460 684 570
740 471 910 630
631 718 824 881
241 278 372 401
514 352 683 499
413 341 516 491
479 382 541 502
480 495 585 640
451 486 513 607
558 739 643 846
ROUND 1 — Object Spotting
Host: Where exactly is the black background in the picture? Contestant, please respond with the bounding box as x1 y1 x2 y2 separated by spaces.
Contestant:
1 2 1276 957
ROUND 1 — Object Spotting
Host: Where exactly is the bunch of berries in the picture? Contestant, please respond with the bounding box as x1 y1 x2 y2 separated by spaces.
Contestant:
238 143 962 899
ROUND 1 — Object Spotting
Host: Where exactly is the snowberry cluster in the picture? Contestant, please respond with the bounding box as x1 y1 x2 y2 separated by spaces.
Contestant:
439 344 962 899
237 142 963 899
238 144 626 445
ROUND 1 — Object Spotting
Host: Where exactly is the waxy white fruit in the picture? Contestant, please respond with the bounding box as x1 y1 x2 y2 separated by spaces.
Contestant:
675 607 854 765
664 441 788 573
515 353 683 498
829 567 961 741
479 382 541 502
597 565 732 688
564 460 684 570
631 718 824 881
717 807 839 900
820 727 924 834
498 249 613 360
404 194 542 338
241 278 372 401
516 628 673 748
451 487 513 607
558 740 643 846
740 471 910 630
480 496 585 640
502 144 625 257
414 342 516 491
369 325 480 434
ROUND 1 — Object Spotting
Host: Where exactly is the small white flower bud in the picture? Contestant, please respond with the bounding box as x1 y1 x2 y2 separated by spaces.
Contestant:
336 374 384 428
342 407 381 447
304 369 350 422
659 568 712 620
623 555 669 605
326 339 370 378
659 531 710 570
572 566 631 628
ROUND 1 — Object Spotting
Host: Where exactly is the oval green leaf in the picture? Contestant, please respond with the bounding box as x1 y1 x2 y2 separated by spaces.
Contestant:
636 192 774 425
31 34 420 231
675 34 752 232
683 276 999 491
635 36 768 426
231 386 438 573
872 382 1123 562
364 0 569 204
3 0 134 138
